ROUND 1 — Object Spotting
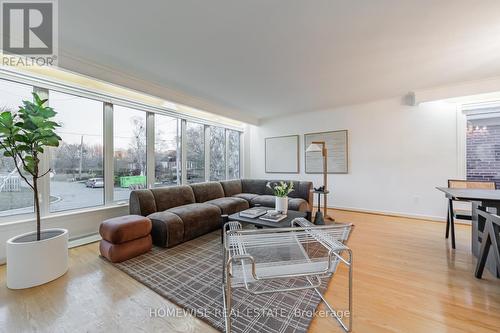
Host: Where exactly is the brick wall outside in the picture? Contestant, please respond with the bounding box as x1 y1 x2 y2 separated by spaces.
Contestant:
466 123 500 188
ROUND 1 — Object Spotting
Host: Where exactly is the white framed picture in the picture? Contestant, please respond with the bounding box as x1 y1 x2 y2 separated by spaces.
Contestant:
265 135 299 173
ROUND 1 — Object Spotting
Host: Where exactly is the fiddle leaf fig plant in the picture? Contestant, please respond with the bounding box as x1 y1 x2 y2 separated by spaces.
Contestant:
0 93 61 240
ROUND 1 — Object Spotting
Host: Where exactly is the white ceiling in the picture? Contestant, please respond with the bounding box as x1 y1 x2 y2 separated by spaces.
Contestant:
58 0 500 122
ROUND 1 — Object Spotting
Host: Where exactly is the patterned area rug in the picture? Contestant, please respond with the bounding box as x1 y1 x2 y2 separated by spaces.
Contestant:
113 231 329 333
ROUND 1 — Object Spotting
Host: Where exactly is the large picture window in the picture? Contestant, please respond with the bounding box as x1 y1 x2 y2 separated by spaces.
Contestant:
49 91 104 212
155 115 180 187
227 130 240 179
113 105 147 201
0 80 34 217
0 72 243 223
186 122 205 183
210 126 226 181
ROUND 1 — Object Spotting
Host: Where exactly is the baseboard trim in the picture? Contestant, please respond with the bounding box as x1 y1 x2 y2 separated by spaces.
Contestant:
69 233 101 248
320 205 470 225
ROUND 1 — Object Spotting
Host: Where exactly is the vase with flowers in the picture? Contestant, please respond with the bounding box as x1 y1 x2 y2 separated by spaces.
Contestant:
266 181 294 214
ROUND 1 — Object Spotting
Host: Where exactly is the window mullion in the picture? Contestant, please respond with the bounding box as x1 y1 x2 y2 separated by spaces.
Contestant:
146 112 155 188
103 102 114 203
204 125 210 182
180 119 187 185
239 131 244 178
176 119 182 185
225 129 229 180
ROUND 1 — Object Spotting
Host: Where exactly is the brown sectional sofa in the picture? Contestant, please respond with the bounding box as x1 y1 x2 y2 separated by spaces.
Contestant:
129 179 313 248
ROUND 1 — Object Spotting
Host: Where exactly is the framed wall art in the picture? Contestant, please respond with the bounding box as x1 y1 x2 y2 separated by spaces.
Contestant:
305 130 348 174
265 135 300 173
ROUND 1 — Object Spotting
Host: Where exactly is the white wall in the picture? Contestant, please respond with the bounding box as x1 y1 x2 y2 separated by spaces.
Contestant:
247 97 461 221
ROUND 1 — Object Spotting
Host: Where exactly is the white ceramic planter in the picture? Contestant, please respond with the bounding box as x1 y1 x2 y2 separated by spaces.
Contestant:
6 228 69 289
275 196 289 214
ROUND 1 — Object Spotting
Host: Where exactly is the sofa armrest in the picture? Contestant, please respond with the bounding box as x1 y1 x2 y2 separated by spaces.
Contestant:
308 188 314 212
130 189 157 216
297 181 313 212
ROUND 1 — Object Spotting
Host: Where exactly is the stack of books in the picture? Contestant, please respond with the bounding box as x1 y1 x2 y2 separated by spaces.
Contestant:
239 208 267 218
259 211 287 222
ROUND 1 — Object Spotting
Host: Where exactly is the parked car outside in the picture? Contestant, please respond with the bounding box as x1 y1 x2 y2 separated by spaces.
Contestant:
86 178 104 188
86 178 96 187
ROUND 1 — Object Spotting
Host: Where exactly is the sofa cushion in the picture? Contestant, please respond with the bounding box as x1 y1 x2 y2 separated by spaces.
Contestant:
220 179 242 197
167 203 221 241
147 211 184 248
250 195 308 212
190 182 225 203
151 186 195 211
293 181 313 202
205 197 249 215
99 215 152 244
250 195 276 208
241 179 268 195
129 189 157 216
233 193 259 203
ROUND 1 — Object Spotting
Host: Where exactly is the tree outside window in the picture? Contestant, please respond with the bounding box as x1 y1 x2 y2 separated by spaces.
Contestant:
186 122 204 183
113 105 147 201
227 130 240 179
155 115 180 187
210 126 226 181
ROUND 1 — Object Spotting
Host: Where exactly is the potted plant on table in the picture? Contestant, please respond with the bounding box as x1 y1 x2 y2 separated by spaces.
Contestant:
266 181 294 214
0 93 66 289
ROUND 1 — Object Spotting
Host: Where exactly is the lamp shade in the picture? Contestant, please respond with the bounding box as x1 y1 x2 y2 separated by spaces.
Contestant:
306 143 323 152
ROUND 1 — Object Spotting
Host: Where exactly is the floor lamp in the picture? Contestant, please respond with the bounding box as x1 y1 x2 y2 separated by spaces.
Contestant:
306 141 333 221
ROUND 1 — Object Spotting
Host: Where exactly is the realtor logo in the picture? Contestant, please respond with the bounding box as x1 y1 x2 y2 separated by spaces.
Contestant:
0 0 57 65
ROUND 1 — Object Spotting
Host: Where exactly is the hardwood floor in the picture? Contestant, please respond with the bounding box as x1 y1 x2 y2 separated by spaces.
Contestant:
1 210 499 333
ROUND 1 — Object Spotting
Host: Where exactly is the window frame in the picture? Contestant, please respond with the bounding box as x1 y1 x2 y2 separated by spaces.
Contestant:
458 103 500 180
461 104 500 186
0 72 243 223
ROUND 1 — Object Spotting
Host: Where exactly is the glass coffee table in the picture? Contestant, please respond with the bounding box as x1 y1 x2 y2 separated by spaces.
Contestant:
221 207 308 242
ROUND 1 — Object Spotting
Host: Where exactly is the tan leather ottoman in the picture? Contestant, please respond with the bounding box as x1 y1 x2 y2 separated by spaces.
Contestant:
99 215 152 263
